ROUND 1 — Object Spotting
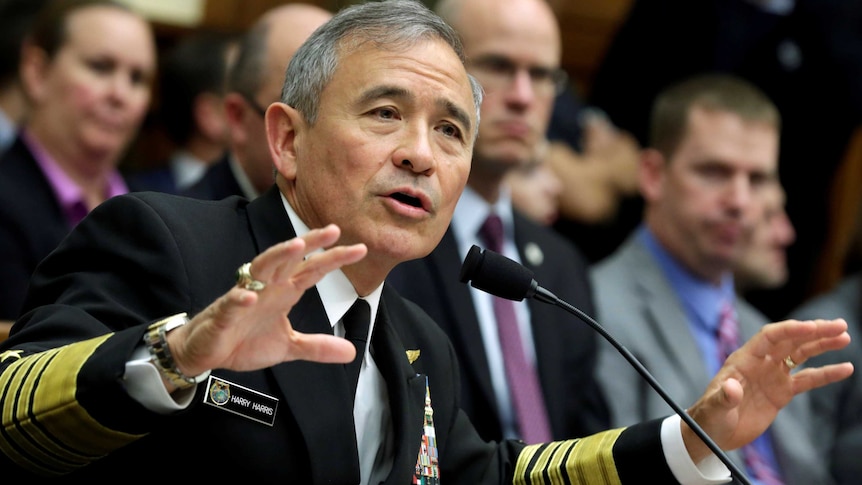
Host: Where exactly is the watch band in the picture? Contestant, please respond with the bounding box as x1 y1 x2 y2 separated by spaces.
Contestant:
143 313 211 389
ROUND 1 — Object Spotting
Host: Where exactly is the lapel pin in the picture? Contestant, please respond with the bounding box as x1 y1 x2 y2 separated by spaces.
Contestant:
525 242 544 266
406 349 420 364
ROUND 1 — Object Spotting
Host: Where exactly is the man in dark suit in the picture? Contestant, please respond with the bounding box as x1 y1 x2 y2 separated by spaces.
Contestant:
183 3 331 201
388 0 608 443
125 32 236 194
0 1 852 483
790 276 862 485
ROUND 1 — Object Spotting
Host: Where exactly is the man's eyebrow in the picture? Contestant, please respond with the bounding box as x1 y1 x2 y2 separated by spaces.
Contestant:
471 52 555 71
471 53 509 64
439 98 472 138
356 85 410 107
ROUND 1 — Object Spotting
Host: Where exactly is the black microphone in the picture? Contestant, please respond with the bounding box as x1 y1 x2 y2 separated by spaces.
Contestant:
459 244 753 485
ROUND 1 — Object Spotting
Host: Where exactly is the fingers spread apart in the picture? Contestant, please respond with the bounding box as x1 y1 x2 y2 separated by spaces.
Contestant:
750 319 850 368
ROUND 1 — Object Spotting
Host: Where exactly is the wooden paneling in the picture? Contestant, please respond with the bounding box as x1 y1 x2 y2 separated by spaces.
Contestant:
196 0 634 96
155 0 633 96
550 0 634 96
202 0 331 32
124 0 636 170
812 126 862 295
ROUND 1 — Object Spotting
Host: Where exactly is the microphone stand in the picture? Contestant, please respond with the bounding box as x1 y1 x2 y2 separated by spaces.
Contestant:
530 285 753 485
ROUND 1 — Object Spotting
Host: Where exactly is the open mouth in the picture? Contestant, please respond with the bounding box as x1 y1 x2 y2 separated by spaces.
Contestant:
390 192 423 208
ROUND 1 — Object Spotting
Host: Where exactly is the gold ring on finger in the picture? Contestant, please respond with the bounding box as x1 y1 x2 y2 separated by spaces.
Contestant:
235 262 266 292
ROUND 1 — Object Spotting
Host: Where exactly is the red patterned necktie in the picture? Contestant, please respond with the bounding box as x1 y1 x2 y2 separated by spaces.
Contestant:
479 213 552 444
717 300 784 485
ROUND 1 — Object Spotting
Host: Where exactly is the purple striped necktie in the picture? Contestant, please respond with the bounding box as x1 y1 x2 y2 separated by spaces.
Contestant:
479 213 552 444
717 300 784 485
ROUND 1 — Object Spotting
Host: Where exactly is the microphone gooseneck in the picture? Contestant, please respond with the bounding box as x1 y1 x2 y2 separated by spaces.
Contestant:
460 245 753 485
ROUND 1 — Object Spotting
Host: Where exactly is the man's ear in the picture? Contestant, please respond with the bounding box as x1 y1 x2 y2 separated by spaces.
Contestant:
639 148 666 202
266 102 301 181
19 42 49 104
223 92 248 145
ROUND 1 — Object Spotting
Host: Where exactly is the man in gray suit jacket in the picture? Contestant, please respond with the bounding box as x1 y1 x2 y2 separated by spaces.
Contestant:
591 74 834 484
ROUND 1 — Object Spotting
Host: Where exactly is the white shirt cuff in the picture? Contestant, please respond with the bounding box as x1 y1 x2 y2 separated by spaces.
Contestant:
661 414 731 484
123 345 196 413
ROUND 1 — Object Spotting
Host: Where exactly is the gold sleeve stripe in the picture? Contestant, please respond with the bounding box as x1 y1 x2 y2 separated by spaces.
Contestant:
1 348 84 475
513 428 625 485
1 335 145 476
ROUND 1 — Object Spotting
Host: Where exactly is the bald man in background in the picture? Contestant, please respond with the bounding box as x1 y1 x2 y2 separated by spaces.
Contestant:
388 0 608 443
184 3 332 201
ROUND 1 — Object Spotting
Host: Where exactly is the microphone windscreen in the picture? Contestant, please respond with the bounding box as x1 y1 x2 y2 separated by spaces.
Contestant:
459 245 483 283
459 245 534 301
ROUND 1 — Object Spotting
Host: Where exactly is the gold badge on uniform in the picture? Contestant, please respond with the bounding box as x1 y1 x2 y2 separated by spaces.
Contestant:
406 349 420 364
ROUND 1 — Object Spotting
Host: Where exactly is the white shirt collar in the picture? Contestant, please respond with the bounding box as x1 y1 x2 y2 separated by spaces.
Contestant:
170 150 209 190
278 192 383 333
229 152 261 200
451 184 515 259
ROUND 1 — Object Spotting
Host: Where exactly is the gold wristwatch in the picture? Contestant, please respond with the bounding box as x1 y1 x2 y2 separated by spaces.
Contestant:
143 313 210 389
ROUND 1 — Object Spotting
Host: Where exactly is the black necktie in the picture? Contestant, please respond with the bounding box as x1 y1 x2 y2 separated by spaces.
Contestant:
343 298 371 401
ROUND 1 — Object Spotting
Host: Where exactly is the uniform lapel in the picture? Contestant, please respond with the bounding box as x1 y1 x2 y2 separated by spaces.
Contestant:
430 230 497 415
272 285 361 483
374 292 429 485
246 186 297 250
248 187 361 483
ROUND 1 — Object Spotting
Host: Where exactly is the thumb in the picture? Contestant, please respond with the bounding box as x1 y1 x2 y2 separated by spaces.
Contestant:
689 377 743 442
718 377 744 409
291 332 357 364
